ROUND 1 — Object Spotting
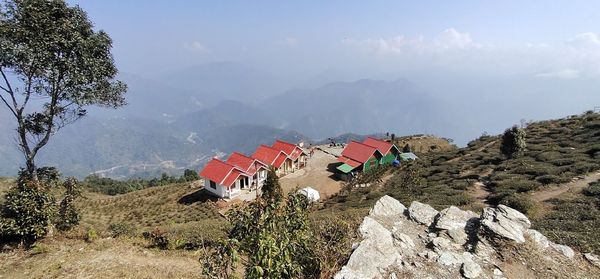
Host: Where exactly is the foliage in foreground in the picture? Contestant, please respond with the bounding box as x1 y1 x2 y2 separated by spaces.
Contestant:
0 168 82 245
202 168 319 278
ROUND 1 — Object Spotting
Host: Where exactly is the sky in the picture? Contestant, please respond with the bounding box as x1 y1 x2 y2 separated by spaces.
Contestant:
69 0 600 80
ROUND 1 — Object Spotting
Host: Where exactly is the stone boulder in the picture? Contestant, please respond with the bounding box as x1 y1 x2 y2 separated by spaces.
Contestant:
550 243 575 259
480 205 531 243
337 216 401 279
434 206 478 231
369 195 406 217
408 201 439 227
525 229 549 248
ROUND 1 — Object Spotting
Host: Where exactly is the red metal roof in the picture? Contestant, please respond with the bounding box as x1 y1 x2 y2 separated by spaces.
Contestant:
226 152 267 176
252 145 287 166
337 156 362 168
199 158 247 187
271 140 304 160
221 169 243 187
363 137 395 155
273 153 289 168
340 141 382 163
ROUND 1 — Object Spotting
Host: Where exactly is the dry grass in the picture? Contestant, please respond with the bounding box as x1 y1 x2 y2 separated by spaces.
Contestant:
78 182 227 243
0 236 203 279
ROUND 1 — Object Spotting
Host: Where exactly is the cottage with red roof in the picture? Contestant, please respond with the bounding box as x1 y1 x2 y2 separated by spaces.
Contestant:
199 158 248 198
362 137 400 164
271 140 307 170
336 141 383 177
252 144 293 176
226 152 269 190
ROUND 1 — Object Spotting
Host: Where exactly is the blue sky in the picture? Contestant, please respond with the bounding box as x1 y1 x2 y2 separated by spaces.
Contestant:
69 1 600 79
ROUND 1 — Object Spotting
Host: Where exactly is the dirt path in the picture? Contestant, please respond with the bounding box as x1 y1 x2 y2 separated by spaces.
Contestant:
531 171 600 202
279 149 343 198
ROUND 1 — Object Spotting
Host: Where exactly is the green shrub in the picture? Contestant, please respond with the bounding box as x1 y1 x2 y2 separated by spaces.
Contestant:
86 229 98 243
500 194 535 215
30 243 49 255
536 175 570 185
571 162 598 174
551 158 576 166
143 228 170 249
583 182 600 198
0 178 54 245
108 223 136 238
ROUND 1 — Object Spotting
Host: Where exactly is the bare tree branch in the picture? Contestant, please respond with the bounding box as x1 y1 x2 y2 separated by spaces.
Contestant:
0 67 18 108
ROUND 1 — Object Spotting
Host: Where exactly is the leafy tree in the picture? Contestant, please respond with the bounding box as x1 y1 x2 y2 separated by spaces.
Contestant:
500 125 527 159
210 171 318 279
260 167 283 202
55 177 81 231
0 0 127 180
183 169 200 182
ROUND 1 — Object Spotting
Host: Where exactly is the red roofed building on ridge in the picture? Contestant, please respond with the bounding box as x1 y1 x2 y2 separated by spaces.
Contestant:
336 141 383 180
271 140 307 170
252 145 293 176
226 152 269 190
199 158 249 198
362 137 400 164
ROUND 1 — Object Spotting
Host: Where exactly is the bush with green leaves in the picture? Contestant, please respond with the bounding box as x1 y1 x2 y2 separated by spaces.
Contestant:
55 177 82 231
207 169 319 279
0 170 56 245
500 193 535 215
500 125 527 159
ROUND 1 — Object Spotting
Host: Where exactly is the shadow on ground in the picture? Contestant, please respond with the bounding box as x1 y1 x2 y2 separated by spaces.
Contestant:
178 188 218 205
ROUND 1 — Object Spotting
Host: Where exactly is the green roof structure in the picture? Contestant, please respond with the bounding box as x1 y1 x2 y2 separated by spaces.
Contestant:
336 163 356 173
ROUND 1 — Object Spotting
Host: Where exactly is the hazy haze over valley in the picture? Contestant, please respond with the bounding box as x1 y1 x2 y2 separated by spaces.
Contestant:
1 0 600 178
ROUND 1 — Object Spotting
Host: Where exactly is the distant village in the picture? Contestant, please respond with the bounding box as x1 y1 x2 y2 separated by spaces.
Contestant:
198 137 418 200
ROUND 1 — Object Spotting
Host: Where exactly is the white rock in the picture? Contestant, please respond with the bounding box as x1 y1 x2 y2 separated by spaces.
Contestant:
408 201 439 226
392 231 415 251
550 243 575 259
435 206 478 231
359 217 391 239
437 251 463 266
584 253 600 268
493 268 506 279
337 214 402 278
461 257 483 278
448 228 468 245
525 229 549 248
431 237 453 252
480 205 532 243
369 195 406 217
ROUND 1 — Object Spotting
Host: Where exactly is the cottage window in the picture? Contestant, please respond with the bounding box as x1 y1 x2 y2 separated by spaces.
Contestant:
210 180 217 189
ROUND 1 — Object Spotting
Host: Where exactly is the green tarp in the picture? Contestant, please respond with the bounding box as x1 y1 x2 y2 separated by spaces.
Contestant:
336 163 355 173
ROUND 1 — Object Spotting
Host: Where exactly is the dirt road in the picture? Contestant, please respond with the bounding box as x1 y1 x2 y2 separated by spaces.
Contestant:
279 148 343 198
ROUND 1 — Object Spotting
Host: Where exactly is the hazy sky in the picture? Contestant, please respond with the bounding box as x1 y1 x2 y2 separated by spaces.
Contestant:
69 0 600 80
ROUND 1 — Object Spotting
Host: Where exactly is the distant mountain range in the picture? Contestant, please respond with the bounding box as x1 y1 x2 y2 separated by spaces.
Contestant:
1 61 599 178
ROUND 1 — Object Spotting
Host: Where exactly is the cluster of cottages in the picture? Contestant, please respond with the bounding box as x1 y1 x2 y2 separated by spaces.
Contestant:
335 137 418 180
199 140 307 199
198 136 418 199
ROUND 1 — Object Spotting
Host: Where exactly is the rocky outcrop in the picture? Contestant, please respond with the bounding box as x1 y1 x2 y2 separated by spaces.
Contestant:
335 196 598 279
408 201 438 226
